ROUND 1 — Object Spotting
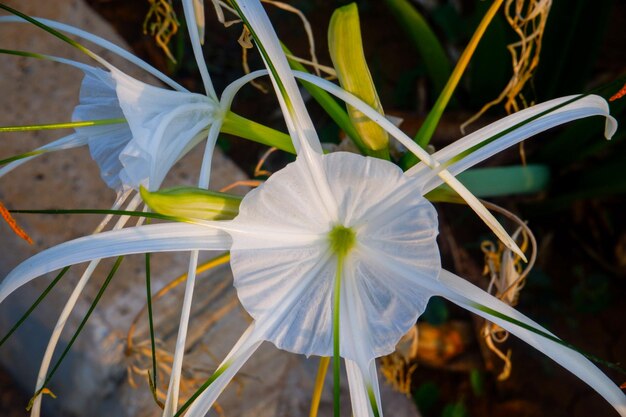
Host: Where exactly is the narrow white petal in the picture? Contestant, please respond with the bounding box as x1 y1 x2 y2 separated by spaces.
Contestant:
233 1 340 221
411 95 618 192
345 359 383 417
0 223 231 305
435 269 626 416
0 16 186 91
233 0 323 155
0 133 87 178
184 324 263 417
198 121 222 189
182 0 216 99
220 70 269 109
162 251 200 417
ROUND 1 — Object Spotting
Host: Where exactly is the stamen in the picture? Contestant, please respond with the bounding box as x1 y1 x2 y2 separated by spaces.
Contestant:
328 225 357 257
0 201 33 244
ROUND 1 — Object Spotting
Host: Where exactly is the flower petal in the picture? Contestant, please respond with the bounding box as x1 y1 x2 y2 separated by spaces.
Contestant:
290 71 526 260
409 95 617 192
183 323 263 417
110 68 217 190
0 223 231 305
345 359 383 417
435 269 626 416
0 15 186 91
72 66 132 191
181 0 216 99
0 133 87 178
230 152 440 359
232 0 323 156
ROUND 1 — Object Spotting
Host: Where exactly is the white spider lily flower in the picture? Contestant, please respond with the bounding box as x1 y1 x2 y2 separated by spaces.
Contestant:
0 2 259 192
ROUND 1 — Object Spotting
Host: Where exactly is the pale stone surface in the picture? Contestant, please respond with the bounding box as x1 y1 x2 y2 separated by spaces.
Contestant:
0 1 421 417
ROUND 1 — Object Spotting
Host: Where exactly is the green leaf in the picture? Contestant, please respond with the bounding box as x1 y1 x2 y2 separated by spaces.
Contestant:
422 296 449 325
469 369 485 397
413 381 440 414
426 164 550 202
221 111 295 154
383 0 451 96
441 402 468 417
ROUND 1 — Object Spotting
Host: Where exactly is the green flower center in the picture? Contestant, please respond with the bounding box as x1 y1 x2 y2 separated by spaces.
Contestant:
328 225 357 258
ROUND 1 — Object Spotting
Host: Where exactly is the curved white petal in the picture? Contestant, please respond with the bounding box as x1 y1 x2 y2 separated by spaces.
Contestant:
110 68 218 190
230 152 440 359
0 223 231 305
182 0 216 100
410 95 618 192
0 133 87 178
220 70 269 110
184 324 263 417
233 0 322 156
0 15 186 91
72 66 132 191
346 359 383 417
435 269 626 417
162 251 200 417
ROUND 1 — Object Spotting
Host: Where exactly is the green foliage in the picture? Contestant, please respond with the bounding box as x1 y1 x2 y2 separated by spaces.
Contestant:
413 381 441 415
422 296 449 325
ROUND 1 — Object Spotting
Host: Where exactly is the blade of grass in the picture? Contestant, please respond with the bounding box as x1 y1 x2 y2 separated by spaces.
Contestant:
0 267 70 347
145 252 158 395
31 256 124 402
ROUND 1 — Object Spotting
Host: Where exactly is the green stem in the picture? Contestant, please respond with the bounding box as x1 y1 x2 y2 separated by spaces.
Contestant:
221 111 295 153
333 255 343 417
0 118 125 133
173 361 231 417
384 0 451 95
